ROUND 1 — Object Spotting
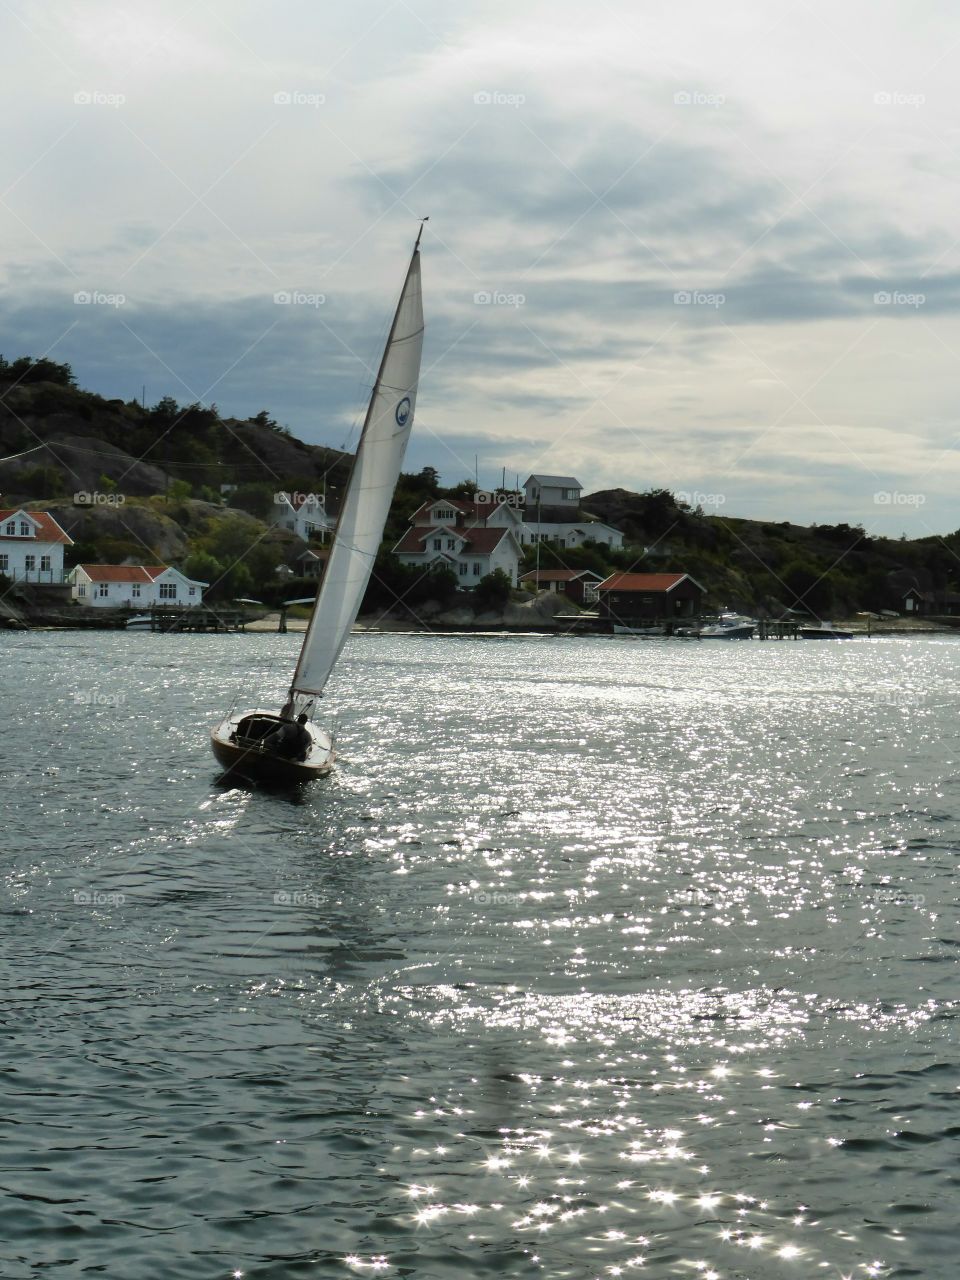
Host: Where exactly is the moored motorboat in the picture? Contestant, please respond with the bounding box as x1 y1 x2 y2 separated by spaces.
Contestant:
698 611 756 639
799 621 854 639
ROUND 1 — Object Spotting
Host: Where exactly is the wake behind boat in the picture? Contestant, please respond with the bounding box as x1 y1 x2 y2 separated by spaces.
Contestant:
211 227 426 783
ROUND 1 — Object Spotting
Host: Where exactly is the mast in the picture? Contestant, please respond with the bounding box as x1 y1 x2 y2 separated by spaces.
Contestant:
285 228 426 711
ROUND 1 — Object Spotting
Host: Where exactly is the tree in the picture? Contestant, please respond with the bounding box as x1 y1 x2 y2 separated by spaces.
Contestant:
474 568 512 610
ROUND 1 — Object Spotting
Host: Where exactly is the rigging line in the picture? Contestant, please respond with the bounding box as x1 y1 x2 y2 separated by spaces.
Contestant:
0 443 48 463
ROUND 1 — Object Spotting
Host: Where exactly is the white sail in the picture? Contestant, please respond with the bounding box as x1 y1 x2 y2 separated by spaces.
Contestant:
289 246 424 703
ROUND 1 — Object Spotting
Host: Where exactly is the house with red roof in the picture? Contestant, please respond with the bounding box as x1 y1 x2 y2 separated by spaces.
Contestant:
519 568 605 605
596 572 705 625
68 564 208 608
393 497 523 585
0 508 73 583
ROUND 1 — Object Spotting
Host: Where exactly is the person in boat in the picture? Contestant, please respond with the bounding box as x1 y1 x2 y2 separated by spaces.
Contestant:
264 712 312 761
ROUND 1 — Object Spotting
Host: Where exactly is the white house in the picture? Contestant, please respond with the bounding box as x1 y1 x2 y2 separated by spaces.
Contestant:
273 491 333 542
68 564 208 608
523 474 582 509
516 475 624 549
393 497 523 584
0 508 73 582
518 518 624 550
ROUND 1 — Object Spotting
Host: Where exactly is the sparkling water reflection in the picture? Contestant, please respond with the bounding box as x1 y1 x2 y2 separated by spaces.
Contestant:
0 631 957 1278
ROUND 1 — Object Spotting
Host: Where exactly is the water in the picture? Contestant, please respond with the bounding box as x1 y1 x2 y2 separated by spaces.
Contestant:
1 630 957 1279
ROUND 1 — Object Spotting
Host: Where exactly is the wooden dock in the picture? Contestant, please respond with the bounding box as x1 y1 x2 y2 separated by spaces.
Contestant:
144 605 250 632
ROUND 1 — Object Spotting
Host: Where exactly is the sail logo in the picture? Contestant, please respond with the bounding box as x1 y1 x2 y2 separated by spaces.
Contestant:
395 397 411 426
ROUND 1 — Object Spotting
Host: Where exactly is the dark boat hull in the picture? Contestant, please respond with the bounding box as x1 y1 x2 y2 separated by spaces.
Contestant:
210 709 334 783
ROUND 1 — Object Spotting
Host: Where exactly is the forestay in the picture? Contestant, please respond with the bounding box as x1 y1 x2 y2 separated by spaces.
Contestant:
289 248 424 702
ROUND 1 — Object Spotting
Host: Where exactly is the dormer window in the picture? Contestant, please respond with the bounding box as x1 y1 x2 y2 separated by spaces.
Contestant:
19 521 31 536
4 522 14 536
433 507 456 521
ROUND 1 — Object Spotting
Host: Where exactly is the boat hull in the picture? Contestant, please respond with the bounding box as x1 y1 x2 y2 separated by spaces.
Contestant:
210 709 334 783
700 625 755 639
799 627 853 639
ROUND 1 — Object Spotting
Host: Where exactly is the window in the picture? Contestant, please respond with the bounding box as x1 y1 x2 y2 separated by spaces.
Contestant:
98 583 109 597
19 521 30 536
24 555 36 571
77 583 85 597
459 562 467 575
131 583 141 598
434 507 456 521
40 555 51 571
432 538 442 551
472 562 481 576
0 554 7 571
446 538 456 550
4 521 14 535
159 582 177 600
562 487 579 500
188 587 196 597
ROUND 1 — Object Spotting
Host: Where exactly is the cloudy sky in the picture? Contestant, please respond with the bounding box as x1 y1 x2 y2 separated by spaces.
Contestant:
2 0 960 533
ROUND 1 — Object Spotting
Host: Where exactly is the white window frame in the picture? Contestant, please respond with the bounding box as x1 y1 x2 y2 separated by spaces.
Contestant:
131 583 141 598
40 554 51 571
98 583 109 598
159 582 177 600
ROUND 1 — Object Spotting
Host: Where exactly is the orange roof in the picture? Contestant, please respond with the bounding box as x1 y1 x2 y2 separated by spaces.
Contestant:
0 508 74 545
597 572 698 592
393 524 512 555
76 564 169 583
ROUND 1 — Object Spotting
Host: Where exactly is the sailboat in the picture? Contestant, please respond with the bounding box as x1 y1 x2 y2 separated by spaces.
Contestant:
210 229 426 783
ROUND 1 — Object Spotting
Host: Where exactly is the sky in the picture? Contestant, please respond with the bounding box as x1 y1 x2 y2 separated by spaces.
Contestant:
2 0 960 535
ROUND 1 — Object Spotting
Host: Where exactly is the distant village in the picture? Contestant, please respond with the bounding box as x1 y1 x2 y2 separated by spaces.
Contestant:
2 464 956 631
